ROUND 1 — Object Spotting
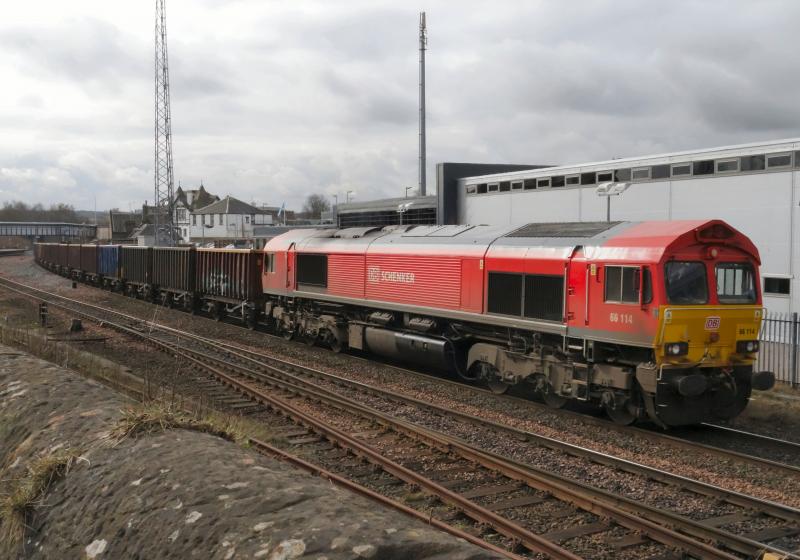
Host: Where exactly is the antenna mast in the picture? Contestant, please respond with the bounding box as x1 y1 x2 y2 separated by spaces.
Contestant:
154 0 176 245
418 11 427 196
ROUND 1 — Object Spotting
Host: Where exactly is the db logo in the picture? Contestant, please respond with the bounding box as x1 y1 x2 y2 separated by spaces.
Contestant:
367 267 380 283
704 316 721 330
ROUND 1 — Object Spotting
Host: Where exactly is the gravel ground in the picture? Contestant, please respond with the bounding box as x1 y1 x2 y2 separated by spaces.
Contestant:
2 257 797 509
279 384 676 560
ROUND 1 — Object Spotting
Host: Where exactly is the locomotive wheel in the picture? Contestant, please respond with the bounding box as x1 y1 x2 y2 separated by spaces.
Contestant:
281 326 295 341
487 378 510 394
329 338 343 353
542 388 567 409
604 402 636 425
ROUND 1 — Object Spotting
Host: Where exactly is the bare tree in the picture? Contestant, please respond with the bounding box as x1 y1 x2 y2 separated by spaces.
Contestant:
0 201 80 222
302 194 331 219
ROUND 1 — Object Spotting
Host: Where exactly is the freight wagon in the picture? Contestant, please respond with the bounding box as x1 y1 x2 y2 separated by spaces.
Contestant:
152 247 195 308
195 248 262 324
119 246 153 297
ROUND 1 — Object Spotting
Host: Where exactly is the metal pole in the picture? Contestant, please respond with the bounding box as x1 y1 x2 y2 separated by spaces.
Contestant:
792 312 798 387
606 196 611 222
418 12 427 197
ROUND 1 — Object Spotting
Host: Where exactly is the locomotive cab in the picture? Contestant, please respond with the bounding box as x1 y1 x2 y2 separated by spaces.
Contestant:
644 223 775 426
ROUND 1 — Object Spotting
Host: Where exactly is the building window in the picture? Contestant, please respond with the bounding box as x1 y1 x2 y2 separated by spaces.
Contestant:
477 184 487 194
466 185 477 194
192 215 196 226
210 214 214 226
614 168 631 181
767 153 792 168
597 171 613 182
671 163 692 177
219 213 224 224
551 176 565 188
264 253 275 273
245 216 250 224
488 183 499 192
741 155 765 171
693 160 714 175
716 159 739 173
511 181 523 190
176 208 187 222
499 181 511 192
764 277 791 295
652 164 670 179
566 175 580 185
537 178 551 188
631 167 650 181
523 179 536 190
795 152 800 168
580 172 596 185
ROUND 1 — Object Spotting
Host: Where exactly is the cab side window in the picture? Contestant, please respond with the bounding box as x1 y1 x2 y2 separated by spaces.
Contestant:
264 253 275 274
605 265 650 304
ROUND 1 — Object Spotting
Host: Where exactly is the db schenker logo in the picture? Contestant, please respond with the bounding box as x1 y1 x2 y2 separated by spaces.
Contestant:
367 266 415 284
704 316 721 330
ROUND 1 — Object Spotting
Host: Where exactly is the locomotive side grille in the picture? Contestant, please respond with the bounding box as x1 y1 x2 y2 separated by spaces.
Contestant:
487 272 522 316
297 253 328 287
524 274 564 321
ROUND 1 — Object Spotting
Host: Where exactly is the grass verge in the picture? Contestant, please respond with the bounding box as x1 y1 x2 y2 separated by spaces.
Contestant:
0 450 77 552
107 400 276 447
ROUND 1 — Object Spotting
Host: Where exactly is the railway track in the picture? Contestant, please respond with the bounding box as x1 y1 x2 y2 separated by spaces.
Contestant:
16 260 800 475
2 276 799 558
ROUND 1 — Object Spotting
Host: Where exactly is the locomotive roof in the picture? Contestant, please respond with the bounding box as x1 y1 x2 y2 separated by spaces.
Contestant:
264 220 759 263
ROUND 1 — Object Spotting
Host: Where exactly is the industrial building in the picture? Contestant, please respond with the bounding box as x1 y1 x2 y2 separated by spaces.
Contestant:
451 138 800 314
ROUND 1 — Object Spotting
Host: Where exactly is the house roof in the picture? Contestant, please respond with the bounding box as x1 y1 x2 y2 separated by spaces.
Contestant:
194 195 270 215
175 185 220 211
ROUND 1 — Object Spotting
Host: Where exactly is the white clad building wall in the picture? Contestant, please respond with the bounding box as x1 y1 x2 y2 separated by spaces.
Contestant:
456 138 799 314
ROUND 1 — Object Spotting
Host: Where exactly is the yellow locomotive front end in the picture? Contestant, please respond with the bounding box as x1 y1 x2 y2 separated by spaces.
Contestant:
645 253 775 426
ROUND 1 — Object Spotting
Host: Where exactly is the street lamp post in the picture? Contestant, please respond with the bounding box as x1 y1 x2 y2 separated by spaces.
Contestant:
346 190 354 203
405 186 415 198
595 182 631 222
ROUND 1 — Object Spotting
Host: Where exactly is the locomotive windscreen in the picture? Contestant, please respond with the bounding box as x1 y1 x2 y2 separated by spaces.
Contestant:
296 253 328 287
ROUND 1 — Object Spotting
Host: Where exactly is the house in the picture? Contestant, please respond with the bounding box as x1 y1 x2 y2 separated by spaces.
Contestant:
189 196 273 243
173 184 220 242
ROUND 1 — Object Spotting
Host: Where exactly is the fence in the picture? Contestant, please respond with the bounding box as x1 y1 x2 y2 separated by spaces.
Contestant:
757 311 799 387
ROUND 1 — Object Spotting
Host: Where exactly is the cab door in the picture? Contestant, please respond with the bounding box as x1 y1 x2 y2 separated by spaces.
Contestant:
286 242 296 290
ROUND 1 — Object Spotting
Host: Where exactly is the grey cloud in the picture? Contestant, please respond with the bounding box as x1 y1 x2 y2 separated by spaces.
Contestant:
1 0 800 213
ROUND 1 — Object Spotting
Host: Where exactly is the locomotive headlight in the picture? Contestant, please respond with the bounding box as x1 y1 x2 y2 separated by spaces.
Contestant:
736 340 760 353
664 342 688 356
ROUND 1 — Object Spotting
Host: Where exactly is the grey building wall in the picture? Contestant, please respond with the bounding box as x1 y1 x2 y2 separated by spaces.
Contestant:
436 163 552 224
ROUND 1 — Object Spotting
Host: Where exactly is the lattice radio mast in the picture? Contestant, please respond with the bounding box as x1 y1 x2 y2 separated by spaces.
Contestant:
154 0 175 246
418 11 427 196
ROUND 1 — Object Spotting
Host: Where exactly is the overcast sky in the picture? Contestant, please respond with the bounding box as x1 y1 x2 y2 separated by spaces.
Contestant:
1 0 799 212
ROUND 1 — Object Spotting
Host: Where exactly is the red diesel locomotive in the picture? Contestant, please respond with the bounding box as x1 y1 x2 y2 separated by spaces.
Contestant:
261 220 774 427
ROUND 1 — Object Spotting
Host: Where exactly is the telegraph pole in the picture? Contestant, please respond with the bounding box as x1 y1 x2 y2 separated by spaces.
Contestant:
418 12 427 196
154 0 176 245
